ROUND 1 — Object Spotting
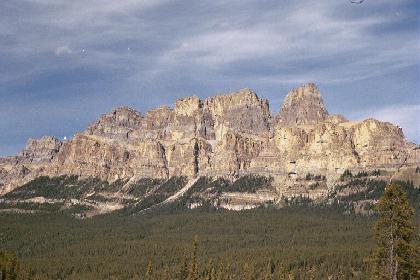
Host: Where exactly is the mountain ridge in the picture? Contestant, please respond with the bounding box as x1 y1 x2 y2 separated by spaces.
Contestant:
1 83 419 214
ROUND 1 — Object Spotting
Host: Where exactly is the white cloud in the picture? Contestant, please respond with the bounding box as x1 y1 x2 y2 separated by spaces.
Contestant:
0 0 418 155
0 0 416 87
54 45 72 56
155 0 419 85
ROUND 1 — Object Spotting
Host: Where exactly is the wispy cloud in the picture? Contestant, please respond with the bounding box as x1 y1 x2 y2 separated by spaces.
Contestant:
0 0 418 155
54 45 73 56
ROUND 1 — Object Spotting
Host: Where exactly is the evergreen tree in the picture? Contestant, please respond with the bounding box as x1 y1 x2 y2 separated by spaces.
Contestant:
242 263 253 280
371 183 418 279
225 263 232 280
188 236 199 280
177 257 189 280
161 265 170 280
206 259 216 280
217 260 226 280
145 259 153 280
0 252 21 280
263 260 274 280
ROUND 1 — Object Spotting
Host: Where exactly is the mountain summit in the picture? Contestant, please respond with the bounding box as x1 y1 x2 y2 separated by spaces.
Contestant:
278 83 328 124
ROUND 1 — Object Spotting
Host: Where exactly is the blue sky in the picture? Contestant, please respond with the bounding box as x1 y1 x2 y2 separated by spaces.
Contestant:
0 0 419 156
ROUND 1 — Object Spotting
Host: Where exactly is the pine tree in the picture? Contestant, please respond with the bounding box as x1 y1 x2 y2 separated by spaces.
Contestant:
263 260 274 280
160 265 170 280
0 252 20 280
188 236 199 280
145 259 153 280
206 259 216 280
217 260 226 280
242 262 253 280
177 257 189 280
371 183 418 279
225 262 232 280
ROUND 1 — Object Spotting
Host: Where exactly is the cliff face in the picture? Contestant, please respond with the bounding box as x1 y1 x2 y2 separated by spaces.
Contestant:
1 83 419 196
277 83 328 125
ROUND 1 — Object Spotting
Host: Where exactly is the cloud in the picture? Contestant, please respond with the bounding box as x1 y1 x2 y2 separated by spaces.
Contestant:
1 0 418 86
0 0 418 155
54 45 72 56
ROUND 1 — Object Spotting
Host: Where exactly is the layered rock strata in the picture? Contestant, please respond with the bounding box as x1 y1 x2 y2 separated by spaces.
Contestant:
1 83 419 196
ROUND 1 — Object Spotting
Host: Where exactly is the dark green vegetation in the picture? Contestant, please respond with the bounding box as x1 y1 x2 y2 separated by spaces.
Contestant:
1 177 419 279
127 176 188 212
330 180 420 214
0 251 27 280
224 175 273 193
305 173 326 181
370 184 419 279
1 174 274 215
3 175 127 201
1 208 378 280
339 170 381 181
125 178 164 197
1 176 191 215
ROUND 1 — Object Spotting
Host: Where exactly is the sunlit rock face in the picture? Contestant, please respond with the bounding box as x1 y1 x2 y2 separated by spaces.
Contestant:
277 83 328 125
20 136 63 164
1 83 419 196
86 107 143 141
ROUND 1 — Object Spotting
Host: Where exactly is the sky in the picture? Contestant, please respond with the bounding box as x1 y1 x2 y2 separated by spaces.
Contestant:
0 0 419 156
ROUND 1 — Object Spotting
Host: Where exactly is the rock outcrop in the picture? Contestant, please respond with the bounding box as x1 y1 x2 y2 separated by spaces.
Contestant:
0 83 419 197
277 83 328 125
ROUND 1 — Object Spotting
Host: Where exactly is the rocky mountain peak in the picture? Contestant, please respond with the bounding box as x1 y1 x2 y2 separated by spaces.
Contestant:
231 87 258 98
20 136 62 163
86 106 143 138
110 106 143 123
175 95 202 116
203 88 270 136
204 88 268 113
278 83 328 125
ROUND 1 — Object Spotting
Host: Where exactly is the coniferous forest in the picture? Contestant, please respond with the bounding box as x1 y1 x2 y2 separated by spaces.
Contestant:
1 181 419 279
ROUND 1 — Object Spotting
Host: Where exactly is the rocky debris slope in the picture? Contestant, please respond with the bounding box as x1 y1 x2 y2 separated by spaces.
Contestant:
1 83 419 205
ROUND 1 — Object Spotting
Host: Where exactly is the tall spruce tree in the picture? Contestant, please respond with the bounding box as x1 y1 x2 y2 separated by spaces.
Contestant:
371 183 418 279
242 262 254 280
188 236 199 280
0 252 21 280
145 259 154 280
177 257 189 280
206 259 216 280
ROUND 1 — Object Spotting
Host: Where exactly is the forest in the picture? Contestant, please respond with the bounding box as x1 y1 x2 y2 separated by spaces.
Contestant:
1 180 419 279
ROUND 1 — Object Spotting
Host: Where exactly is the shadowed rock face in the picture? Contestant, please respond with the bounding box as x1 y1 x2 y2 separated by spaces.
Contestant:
1 83 419 196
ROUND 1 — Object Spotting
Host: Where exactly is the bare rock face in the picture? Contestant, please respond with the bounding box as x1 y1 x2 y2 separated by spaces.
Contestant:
204 88 270 140
20 136 63 163
352 119 417 167
1 83 419 197
326 114 348 124
56 134 168 180
278 83 328 125
86 107 143 141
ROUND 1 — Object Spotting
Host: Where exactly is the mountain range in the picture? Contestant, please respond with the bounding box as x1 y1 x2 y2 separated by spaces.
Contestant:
1 83 419 215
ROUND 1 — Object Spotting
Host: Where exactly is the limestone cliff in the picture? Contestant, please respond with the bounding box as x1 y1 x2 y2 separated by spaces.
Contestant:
278 83 328 124
0 83 419 198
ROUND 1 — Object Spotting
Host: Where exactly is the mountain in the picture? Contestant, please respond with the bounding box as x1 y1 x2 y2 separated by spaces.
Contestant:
1 83 419 215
